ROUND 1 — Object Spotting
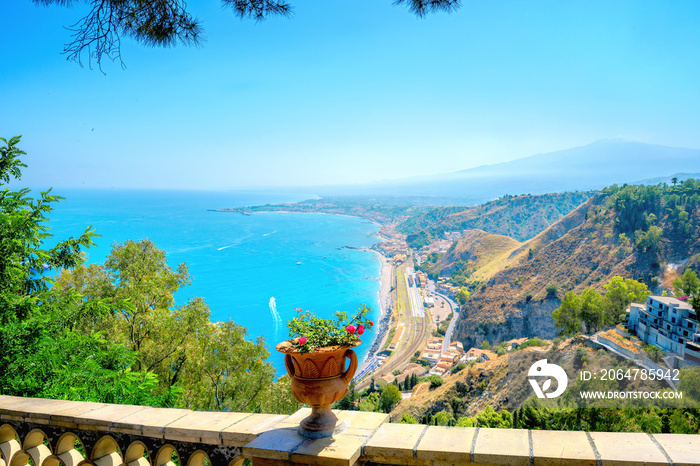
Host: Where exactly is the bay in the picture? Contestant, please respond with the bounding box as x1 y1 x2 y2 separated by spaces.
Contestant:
44 189 382 375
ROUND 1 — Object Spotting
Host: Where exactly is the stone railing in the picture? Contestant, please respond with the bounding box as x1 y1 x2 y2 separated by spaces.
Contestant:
1 395 699 466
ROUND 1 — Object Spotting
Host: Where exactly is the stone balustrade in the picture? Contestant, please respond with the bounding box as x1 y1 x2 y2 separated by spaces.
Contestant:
1 395 699 466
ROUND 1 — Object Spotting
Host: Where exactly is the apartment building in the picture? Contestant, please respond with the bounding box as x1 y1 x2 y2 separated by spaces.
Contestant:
631 296 700 366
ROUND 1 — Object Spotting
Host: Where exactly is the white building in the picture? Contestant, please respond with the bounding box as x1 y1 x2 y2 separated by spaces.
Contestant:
635 296 700 367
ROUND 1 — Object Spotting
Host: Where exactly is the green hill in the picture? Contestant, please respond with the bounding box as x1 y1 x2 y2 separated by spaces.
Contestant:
450 179 700 350
399 191 594 249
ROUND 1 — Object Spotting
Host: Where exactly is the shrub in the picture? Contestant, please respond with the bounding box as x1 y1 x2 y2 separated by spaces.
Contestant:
429 375 444 389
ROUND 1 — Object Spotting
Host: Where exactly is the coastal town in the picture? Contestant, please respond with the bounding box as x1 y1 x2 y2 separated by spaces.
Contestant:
354 224 486 390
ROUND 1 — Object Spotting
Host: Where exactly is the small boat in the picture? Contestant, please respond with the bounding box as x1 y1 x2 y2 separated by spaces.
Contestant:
296 261 302 265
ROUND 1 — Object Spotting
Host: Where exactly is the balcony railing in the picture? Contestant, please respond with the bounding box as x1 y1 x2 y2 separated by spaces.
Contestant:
1 395 699 466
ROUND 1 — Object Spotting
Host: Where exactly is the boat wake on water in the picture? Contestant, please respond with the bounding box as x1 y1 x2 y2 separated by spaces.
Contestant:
269 297 282 339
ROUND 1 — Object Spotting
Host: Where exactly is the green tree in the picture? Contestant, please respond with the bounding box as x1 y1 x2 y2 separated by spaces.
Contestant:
456 286 471 304
0 136 96 324
678 367 700 402
429 375 444 389
643 344 665 363
54 239 200 377
358 392 379 412
182 319 277 412
0 137 174 405
603 276 649 325
579 288 604 334
432 411 454 426
54 239 282 411
673 269 700 298
552 291 582 336
476 405 513 428
456 416 475 427
399 413 418 424
378 384 402 413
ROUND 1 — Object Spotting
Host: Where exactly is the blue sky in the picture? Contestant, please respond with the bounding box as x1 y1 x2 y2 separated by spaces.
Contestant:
2 0 700 190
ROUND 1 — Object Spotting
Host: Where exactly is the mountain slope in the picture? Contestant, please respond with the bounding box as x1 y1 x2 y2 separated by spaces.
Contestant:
400 191 594 247
450 179 700 349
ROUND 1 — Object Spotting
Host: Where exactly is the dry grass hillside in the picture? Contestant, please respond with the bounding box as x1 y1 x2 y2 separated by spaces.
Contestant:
390 337 668 423
432 230 521 283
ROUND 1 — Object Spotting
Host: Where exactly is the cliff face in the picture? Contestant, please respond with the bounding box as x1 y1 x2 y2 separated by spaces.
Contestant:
457 296 560 350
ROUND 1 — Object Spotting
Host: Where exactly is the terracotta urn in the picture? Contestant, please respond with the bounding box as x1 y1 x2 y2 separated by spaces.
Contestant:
276 339 360 438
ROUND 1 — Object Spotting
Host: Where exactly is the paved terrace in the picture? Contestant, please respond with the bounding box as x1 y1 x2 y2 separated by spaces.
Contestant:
1 395 699 466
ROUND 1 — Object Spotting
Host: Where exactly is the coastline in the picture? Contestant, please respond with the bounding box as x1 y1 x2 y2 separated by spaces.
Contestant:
359 249 394 371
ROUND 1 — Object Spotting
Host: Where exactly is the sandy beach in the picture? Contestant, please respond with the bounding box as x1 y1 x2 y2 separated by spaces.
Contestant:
357 249 394 371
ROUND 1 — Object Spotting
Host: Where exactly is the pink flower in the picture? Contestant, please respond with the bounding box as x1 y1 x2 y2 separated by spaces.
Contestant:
346 324 356 335
298 336 308 345
357 325 365 335
368 321 374 327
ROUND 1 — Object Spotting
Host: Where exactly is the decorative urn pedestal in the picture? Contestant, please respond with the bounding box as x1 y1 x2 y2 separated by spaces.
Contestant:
276 339 359 439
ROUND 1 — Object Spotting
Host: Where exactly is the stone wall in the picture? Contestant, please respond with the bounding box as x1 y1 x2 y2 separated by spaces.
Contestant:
1 395 698 466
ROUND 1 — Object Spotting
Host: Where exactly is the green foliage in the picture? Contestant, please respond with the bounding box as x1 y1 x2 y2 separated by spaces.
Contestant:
603 276 649 322
678 367 700 402
429 375 444 389
553 276 648 337
378 384 402 413
456 416 475 427
451 362 467 374
481 340 491 350
477 406 513 428
0 139 297 413
399 414 418 424
357 392 379 412
518 338 548 349
634 226 663 253
431 411 454 426
456 286 471 304
552 291 581 336
286 305 373 353
0 136 97 324
673 269 700 298
573 347 588 369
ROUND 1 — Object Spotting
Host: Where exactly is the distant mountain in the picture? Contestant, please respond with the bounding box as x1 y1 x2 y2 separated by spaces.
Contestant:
320 140 700 204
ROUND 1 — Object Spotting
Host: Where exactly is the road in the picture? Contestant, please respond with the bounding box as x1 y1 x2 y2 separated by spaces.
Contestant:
434 291 459 355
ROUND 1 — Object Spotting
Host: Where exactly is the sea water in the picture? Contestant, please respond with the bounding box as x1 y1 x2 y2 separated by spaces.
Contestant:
43 189 382 375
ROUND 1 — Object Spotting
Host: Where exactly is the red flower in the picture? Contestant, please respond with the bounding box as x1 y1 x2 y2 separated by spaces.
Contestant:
346 324 357 335
357 325 365 335
368 321 374 327
298 336 308 345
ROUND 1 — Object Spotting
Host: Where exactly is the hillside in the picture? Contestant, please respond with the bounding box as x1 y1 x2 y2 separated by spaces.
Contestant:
450 180 700 349
400 191 594 248
422 230 522 284
390 336 692 432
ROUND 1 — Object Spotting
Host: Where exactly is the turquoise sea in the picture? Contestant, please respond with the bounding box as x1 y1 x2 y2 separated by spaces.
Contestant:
44 189 382 375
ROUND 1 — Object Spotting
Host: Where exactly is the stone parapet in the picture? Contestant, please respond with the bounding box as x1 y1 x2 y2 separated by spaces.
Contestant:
1 395 699 466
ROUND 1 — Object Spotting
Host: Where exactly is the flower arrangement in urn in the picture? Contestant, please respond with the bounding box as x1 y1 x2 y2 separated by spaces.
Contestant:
277 305 373 438
287 305 374 353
